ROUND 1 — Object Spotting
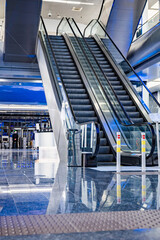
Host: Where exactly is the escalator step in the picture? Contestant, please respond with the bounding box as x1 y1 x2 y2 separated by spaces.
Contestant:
58 66 77 71
50 44 67 48
68 93 88 99
100 131 104 138
74 111 96 117
49 35 64 39
123 106 136 111
92 53 107 58
127 112 140 118
65 84 84 89
52 49 69 54
105 72 115 76
63 79 82 84
100 138 107 146
61 74 80 79
114 90 127 95
57 62 75 67
54 54 71 59
66 89 86 94
109 81 121 85
60 70 78 75
112 85 123 90
70 99 91 104
130 118 143 123
72 105 93 111
120 100 133 106
97 154 114 162
103 68 114 72
118 95 130 100
98 161 116 166
57 58 73 62
99 146 110 154
76 117 98 123
94 57 106 61
107 76 118 81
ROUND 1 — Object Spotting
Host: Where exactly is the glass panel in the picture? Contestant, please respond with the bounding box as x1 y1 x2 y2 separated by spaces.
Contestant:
134 12 159 40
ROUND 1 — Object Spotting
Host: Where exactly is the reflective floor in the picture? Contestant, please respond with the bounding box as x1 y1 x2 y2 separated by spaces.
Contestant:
0 150 160 217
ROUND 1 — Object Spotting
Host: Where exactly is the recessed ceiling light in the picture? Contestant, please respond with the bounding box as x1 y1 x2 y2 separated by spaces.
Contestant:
72 6 83 11
43 0 94 5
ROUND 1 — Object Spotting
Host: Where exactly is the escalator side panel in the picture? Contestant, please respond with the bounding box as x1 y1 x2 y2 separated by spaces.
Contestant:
36 38 68 164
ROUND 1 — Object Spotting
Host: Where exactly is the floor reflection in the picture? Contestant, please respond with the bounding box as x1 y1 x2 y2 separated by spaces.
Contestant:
54 168 160 214
0 150 159 216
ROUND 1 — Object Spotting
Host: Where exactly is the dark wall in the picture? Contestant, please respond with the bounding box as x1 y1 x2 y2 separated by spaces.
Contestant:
4 0 42 62
106 0 147 57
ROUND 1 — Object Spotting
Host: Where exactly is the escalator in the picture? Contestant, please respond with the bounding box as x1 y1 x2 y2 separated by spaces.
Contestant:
37 17 157 167
85 37 144 124
48 35 114 166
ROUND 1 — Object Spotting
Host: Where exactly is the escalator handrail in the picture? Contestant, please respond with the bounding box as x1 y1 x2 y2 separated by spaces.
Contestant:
135 11 159 38
40 17 63 107
64 17 156 159
56 17 64 36
40 16 100 159
83 19 160 109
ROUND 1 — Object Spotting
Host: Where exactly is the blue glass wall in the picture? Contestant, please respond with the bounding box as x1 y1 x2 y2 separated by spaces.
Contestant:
0 81 47 105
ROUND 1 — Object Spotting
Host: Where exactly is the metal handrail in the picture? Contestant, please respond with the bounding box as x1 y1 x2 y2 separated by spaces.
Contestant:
83 19 160 109
60 17 156 159
40 16 100 160
56 17 64 36
136 11 159 32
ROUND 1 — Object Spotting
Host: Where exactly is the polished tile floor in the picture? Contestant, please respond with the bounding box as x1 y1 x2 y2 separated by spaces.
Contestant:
0 150 160 239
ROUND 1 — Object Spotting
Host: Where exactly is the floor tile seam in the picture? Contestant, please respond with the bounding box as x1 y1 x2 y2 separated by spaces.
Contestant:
22 171 50 201
2 167 20 215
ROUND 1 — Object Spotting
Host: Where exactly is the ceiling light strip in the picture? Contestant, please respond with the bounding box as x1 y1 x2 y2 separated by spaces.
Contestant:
43 0 94 5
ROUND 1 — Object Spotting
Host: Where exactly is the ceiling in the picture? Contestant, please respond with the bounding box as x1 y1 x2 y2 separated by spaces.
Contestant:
0 0 159 25
0 0 5 19
148 0 159 9
41 0 102 25
0 0 102 25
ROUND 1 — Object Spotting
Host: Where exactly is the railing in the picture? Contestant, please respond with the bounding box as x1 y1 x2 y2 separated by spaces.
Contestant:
39 17 100 164
57 17 156 160
134 11 160 41
83 19 160 115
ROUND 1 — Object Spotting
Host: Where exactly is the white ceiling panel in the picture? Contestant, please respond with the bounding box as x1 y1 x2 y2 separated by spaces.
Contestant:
41 0 102 25
0 0 5 18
